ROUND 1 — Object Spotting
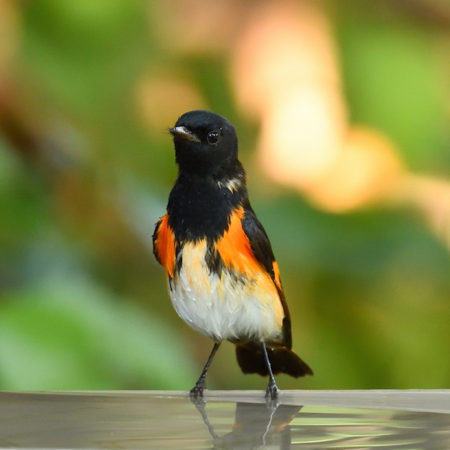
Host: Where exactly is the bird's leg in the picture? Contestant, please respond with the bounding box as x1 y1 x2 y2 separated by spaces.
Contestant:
262 342 280 401
190 342 221 399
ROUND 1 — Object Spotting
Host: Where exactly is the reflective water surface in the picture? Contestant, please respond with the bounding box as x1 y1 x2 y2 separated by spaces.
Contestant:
0 391 449 448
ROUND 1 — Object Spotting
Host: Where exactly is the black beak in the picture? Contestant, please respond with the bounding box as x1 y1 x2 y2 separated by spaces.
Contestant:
169 126 201 143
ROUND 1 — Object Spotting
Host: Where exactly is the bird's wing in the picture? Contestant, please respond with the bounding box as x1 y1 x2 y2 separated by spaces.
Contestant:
240 204 293 349
153 214 176 277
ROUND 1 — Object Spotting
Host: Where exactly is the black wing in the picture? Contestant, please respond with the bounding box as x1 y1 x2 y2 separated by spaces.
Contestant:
152 216 163 264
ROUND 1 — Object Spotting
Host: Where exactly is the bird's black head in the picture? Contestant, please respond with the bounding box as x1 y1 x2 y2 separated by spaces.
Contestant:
169 110 238 177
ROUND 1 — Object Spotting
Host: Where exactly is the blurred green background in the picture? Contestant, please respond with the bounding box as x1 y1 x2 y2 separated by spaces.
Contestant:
0 0 449 391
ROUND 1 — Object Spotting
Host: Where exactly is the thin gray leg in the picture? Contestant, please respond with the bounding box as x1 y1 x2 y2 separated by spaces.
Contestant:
190 342 221 398
262 342 279 400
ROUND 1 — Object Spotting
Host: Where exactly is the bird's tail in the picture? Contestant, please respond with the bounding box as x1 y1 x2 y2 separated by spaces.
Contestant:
235 343 313 378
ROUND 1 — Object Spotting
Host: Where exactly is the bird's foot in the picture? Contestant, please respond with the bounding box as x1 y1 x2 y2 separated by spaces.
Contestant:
265 379 280 401
189 380 206 400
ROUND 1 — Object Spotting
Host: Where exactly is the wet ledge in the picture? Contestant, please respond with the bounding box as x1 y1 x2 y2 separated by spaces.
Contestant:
1 390 449 448
10 389 449 413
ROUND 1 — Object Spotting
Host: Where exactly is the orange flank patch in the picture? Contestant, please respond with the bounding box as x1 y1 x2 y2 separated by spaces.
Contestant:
216 207 284 328
155 214 176 277
216 207 259 276
272 261 282 290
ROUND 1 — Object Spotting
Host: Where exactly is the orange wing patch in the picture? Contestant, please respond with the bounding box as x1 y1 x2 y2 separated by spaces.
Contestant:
154 214 176 277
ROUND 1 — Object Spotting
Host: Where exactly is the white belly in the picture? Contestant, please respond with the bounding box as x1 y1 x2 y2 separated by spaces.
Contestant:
168 240 283 342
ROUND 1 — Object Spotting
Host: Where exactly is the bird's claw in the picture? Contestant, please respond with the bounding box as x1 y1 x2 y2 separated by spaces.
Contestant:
189 381 206 400
265 379 280 401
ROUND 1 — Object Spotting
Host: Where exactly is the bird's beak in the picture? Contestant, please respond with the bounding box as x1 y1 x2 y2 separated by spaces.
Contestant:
169 126 201 143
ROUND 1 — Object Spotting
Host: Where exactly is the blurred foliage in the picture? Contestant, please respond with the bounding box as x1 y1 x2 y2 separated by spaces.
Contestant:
0 0 449 391
0 276 198 389
336 4 449 171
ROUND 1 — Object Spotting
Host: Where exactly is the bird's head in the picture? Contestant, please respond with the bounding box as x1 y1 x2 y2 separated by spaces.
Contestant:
169 110 238 176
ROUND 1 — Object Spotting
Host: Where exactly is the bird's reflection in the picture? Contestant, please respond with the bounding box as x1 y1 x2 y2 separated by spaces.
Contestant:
192 398 301 449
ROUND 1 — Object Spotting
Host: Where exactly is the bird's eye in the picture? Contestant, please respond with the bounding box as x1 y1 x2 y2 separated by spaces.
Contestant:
207 130 220 144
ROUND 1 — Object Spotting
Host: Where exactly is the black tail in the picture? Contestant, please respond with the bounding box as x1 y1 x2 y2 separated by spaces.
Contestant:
235 343 313 378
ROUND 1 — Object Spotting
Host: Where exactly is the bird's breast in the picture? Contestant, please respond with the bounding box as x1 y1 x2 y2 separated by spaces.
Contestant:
168 236 284 343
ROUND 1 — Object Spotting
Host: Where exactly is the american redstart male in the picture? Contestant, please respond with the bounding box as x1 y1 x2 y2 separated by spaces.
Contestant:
153 110 312 399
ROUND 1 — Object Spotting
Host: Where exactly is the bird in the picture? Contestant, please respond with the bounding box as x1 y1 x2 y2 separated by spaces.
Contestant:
153 110 312 400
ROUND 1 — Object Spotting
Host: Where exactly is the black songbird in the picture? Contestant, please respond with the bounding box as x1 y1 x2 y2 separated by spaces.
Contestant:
153 110 312 399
